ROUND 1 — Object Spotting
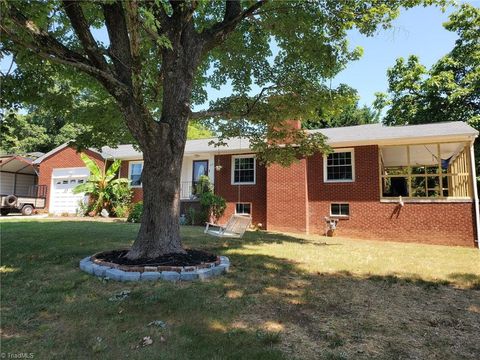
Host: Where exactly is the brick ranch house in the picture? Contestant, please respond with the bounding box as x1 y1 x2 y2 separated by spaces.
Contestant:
30 121 479 248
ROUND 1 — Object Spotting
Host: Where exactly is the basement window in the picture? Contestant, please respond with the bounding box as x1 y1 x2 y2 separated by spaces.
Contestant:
235 203 251 215
330 203 350 217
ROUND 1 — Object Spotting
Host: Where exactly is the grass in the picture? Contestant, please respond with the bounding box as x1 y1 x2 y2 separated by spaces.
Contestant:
1 219 479 359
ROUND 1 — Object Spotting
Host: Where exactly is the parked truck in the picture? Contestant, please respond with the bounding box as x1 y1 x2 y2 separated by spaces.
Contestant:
0 185 47 216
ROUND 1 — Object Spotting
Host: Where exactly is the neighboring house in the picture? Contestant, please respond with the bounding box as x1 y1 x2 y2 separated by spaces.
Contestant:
32 145 104 214
32 121 479 248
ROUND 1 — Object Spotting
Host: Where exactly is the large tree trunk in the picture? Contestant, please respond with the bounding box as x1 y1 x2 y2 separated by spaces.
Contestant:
125 23 203 260
126 133 187 259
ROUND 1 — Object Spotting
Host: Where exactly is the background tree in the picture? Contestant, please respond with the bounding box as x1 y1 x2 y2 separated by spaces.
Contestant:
374 4 479 128
0 56 211 155
374 3 479 172
0 112 49 154
0 110 212 155
1 0 436 259
303 86 380 129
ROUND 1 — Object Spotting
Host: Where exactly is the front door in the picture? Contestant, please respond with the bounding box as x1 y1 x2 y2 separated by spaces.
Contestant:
192 160 209 194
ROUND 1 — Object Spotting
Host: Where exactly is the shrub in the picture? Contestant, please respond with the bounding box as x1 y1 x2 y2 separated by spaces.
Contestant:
110 183 132 217
186 207 197 225
199 191 226 223
113 204 130 218
127 202 143 223
73 153 132 216
194 175 212 196
76 199 89 217
190 176 226 223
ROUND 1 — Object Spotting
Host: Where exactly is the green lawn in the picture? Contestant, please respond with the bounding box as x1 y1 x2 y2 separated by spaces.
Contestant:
1 219 479 359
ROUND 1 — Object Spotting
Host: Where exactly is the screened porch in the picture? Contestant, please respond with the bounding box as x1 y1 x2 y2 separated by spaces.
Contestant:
379 142 474 200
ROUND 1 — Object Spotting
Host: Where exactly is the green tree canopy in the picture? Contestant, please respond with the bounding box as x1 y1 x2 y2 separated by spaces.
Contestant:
0 109 212 155
302 85 380 129
374 4 479 129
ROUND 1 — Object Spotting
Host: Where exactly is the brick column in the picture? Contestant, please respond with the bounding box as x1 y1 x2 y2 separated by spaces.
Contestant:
266 159 309 233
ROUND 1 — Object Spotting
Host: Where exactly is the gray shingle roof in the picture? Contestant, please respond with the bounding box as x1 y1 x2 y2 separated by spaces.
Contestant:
310 121 477 146
101 121 477 159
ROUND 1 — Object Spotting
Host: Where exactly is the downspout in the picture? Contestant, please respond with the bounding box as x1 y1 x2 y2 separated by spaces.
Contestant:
469 140 480 249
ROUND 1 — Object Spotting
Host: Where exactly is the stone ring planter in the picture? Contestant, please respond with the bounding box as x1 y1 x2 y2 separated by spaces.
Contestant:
79 252 230 282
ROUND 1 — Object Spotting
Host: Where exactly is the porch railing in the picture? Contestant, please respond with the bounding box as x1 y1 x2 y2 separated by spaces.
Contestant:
180 181 213 200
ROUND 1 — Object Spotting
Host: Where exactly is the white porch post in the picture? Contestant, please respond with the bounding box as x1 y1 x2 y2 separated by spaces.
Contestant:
469 141 480 249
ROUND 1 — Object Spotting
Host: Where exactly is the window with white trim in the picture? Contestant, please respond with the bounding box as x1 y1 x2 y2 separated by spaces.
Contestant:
129 161 143 187
232 156 256 184
235 203 251 215
324 149 354 182
330 203 350 217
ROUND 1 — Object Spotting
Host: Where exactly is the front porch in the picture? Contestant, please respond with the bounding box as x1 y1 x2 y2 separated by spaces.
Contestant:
179 180 215 200
179 153 216 200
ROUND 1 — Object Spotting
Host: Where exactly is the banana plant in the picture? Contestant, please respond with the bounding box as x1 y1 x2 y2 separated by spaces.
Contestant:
73 153 130 215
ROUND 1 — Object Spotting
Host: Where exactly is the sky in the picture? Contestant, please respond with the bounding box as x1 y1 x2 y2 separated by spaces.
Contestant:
1 2 477 110
189 3 473 109
332 4 465 107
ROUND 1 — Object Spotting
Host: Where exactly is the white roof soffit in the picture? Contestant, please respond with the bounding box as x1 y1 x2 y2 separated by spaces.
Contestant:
101 121 478 160
381 142 466 167
101 137 253 160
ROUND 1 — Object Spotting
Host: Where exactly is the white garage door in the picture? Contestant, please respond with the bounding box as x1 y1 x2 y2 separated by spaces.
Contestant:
50 168 90 214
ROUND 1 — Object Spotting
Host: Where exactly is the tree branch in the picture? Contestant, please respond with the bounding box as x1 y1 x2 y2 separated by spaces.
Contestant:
102 1 132 88
243 85 276 116
202 0 267 53
61 1 110 72
5 5 88 64
190 110 231 120
125 1 142 100
1 5 126 92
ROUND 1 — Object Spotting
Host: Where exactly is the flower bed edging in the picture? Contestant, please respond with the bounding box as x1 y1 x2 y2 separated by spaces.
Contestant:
79 255 230 282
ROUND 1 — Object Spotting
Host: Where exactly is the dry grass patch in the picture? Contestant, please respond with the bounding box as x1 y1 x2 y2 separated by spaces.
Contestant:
1 221 479 359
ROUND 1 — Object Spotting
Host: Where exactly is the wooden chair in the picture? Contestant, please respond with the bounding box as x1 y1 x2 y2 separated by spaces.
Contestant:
204 214 252 238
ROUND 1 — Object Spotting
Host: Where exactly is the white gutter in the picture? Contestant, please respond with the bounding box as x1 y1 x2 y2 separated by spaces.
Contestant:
469 141 480 249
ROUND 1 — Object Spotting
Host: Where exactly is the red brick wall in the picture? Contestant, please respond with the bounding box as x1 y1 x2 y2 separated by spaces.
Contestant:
38 146 105 211
44 147 476 246
119 160 143 202
308 201 475 246
266 159 309 233
305 145 476 247
214 154 267 227
307 146 380 202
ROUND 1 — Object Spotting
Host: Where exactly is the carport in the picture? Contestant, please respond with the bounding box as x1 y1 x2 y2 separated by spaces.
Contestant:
0 154 47 213
0 155 43 196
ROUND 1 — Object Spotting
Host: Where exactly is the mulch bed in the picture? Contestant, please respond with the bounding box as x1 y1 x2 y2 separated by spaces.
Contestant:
93 249 217 267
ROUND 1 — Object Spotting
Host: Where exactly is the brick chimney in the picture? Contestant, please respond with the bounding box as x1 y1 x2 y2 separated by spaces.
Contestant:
266 158 309 233
266 118 309 233
267 119 303 145
282 119 302 130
